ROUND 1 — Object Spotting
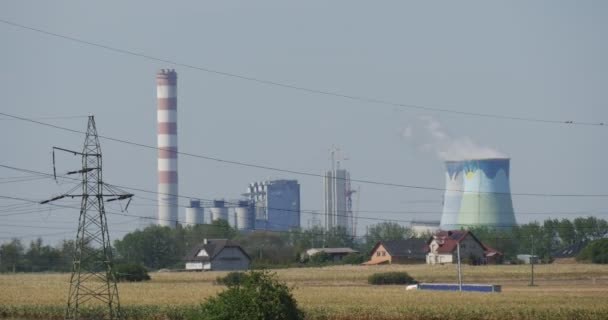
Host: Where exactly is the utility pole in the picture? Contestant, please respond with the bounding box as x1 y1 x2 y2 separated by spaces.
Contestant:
41 116 132 320
457 242 463 291
529 234 535 287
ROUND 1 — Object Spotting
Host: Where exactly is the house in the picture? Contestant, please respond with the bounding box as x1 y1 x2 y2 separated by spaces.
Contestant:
363 239 427 265
426 230 503 265
551 241 588 264
304 247 359 262
185 239 251 271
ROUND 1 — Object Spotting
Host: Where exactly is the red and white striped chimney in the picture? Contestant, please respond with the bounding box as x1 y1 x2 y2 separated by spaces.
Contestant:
157 69 178 227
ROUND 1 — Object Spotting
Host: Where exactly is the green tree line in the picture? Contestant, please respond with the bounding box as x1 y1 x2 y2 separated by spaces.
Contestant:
1 217 606 272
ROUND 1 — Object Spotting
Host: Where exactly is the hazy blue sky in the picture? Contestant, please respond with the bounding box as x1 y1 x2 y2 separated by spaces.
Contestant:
1 1 607 244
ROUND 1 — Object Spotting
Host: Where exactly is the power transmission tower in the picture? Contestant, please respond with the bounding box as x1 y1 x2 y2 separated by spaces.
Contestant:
41 116 132 320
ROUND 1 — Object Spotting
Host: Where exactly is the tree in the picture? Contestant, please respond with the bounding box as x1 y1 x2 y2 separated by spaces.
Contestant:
364 222 411 253
557 219 576 245
196 271 304 320
238 231 297 266
114 225 182 269
577 239 608 264
0 239 24 272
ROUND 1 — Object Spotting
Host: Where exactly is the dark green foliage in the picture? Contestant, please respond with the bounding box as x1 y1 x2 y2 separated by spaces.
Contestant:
196 271 304 320
368 272 416 285
216 271 247 286
341 253 366 265
113 263 151 282
577 239 608 264
114 220 236 270
363 222 412 254
308 252 331 264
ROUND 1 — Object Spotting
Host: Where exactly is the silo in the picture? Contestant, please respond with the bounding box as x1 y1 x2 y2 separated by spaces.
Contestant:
235 200 253 231
184 199 204 227
209 200 228 222
457 158 516 230
157 69 178 228
439 161 465 230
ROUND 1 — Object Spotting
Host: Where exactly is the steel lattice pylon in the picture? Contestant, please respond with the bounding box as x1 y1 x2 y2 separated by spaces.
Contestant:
65 116 121 320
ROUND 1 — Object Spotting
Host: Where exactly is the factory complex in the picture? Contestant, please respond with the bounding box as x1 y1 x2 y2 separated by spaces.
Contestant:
155 69 517 234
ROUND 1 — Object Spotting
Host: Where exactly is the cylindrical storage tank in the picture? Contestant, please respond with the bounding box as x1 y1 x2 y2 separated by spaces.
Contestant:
439 161 465 230
457 158 516 230
235 200 253 231
184 199 204 227
157 69 178 228
210 200 228 222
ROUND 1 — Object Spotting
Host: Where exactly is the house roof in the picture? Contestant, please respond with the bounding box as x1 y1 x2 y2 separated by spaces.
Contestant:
551 242 588 258
185 239 251 262
426 230 503 256
306 247 359 256
370 238 427 259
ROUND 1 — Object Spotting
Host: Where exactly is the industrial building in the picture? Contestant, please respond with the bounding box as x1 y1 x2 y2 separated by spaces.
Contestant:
324 168 355 235
184 200 204 227
209 200 229 222
244 180 300 232
157 69 179 228
439 158 517 231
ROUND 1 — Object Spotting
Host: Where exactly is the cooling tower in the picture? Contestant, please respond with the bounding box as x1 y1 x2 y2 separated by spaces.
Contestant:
456 158 516 230
184 200 204 227
439 161 465 230
157 69 178 227
210 200 228 222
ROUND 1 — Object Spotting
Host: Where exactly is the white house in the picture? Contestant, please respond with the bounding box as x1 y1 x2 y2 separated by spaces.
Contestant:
185 239 251 271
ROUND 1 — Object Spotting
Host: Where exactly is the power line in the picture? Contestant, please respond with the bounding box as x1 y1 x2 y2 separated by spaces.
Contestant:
2 164 608 220
0 18 604 127
2 194 607 236
1 115 607 198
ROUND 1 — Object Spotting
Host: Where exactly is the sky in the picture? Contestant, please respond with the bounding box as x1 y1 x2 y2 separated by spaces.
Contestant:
1 1 607 245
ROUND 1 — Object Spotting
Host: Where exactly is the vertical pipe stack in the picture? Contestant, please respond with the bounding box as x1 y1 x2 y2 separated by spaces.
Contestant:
157 69 178 227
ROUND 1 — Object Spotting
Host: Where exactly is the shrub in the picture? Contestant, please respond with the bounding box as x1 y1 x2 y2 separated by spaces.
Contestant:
196 271 304 320
577 239 608 264
113 263 150 282
216 271 247 286
368 272 416 285
341 253 366 265
309 252 331 264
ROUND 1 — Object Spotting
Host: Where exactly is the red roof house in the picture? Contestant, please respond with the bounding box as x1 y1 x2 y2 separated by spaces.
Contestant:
426 230 502 265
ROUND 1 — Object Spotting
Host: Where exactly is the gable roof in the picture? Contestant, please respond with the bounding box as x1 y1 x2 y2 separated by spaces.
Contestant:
370 238 427 259
185 239 251 262
552 241 588 258
426 230 502 256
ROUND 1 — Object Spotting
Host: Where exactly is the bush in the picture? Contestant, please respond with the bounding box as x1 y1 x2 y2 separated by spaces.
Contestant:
341 253 366 265
368 272 416 285
577 239 608 264
196 271 304 320
113 263 150 282
216 272 247 286
309 252 331 264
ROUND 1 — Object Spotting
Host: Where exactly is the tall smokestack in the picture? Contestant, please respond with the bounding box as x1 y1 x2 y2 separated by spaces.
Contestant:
157 69 178 227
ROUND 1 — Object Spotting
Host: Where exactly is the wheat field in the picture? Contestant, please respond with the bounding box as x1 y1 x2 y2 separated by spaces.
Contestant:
1 264 608 319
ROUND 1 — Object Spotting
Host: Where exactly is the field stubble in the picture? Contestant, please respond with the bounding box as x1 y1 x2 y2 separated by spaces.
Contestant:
1 264 608 319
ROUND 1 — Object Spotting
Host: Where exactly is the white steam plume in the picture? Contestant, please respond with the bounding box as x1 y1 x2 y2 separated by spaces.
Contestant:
401 117 505 161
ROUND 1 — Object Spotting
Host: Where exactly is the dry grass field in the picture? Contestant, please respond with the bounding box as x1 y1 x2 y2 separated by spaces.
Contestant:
1 264 608 319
